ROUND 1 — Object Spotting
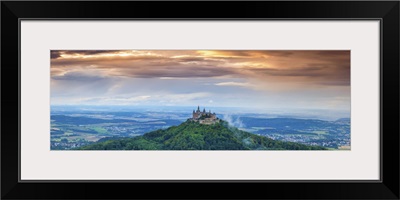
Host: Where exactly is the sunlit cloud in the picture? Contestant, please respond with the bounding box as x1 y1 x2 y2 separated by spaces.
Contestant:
51 50 349 86
50 50 350 117
215 81 255 88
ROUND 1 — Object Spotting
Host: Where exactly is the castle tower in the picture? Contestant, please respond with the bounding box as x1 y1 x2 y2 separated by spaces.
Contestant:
191 106 219 124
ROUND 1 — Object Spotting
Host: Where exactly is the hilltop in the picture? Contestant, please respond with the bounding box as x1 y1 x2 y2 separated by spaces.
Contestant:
190 106 220 125
76 119 326 150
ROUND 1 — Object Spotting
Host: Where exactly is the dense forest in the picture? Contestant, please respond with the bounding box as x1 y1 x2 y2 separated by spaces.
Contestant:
76 120 326 150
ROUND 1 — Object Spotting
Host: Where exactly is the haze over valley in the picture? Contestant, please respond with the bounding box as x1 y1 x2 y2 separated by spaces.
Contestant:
51 105 350 150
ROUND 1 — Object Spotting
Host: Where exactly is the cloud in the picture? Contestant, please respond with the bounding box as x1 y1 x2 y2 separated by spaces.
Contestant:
159 92 211 102
222 114 244 128
51 50 128 59
73 92 211 106
215 81 254 87
50 50 350 107
51 50 350 87
196 50 295 58
117 65 237 78
51 71 106 82
80 95 151 104
51 51 62 59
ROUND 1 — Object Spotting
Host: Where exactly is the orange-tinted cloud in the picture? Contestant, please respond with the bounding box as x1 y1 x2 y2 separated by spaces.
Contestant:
51 50 350 87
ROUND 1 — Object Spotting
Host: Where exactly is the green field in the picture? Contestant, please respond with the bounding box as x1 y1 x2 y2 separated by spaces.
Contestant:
88 126 108 134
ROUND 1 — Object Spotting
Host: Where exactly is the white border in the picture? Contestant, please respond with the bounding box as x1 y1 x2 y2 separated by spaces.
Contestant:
21 21 380 180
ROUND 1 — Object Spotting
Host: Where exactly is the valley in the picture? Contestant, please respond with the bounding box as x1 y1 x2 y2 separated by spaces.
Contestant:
50 106 350 150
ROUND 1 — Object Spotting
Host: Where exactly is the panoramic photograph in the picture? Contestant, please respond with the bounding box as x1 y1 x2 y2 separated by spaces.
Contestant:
50 50 350 150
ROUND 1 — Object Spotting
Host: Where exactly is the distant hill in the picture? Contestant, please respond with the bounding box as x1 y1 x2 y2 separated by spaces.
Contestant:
76 120 326 150
239 117 336 129
51 115 182 126
335 118 350 122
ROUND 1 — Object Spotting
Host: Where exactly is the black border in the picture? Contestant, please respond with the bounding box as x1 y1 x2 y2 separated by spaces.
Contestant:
2 1 399 199
17 18 382 184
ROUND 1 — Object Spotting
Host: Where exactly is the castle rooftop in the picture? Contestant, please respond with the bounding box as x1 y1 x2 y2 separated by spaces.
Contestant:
191 106 219 125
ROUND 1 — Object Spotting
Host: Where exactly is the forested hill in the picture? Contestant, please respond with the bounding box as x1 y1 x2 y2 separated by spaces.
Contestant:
76 120 326 150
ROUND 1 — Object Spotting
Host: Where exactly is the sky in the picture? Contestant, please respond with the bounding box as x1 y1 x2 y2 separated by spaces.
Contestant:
51 50 350 117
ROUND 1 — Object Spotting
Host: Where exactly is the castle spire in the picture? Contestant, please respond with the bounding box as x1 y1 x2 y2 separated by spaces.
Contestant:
197 105 200 112
203 108 206 113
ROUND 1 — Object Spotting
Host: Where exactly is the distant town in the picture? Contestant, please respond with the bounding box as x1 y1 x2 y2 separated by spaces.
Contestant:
51 106 350 150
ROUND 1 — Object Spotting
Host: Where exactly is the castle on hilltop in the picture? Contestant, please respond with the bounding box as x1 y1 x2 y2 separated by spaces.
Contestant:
191 106 219 125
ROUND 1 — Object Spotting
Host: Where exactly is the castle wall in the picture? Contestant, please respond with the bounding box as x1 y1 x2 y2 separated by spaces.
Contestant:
191 107 218 124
